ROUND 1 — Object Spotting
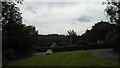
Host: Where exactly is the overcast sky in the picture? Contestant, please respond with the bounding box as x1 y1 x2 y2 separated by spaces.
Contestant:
16 0 108 35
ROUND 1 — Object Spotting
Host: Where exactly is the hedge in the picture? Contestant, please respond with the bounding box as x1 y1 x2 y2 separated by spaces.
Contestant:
34 43 112 52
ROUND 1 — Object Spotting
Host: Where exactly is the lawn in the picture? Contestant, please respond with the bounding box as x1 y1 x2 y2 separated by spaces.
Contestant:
8 50 119 66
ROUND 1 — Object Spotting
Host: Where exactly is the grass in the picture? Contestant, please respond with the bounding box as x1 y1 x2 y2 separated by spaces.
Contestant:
8 50 119 66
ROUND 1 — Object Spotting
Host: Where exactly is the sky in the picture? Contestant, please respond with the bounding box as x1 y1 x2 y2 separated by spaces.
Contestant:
16 0 108 35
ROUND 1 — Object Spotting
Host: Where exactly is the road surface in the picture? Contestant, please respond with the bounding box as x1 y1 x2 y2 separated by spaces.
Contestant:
33 52 46 57
90 49 120 63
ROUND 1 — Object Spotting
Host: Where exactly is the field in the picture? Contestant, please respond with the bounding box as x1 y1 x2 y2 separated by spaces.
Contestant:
8 50 119 66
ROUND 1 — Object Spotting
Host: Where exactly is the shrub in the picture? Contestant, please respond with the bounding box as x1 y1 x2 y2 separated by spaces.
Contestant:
75 40 88 46
34 47 50 52
111 34 120 52
52 45 87 52
34 42 113 52
2 49 16 66
58 42 68 46
87 42 112 49
87 43 98 49
34 45 88 52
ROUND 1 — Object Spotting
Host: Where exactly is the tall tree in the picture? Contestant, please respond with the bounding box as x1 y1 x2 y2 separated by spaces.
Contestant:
2 1 39 61
68 30 77 45
81 21 112 43
2 1 23 58
103 0 120 52
104 0 120 25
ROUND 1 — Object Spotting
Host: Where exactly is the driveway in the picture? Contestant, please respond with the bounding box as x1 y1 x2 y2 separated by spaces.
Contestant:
90 49 120 63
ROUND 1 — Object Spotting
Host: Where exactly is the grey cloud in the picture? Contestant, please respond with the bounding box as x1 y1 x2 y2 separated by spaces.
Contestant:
77 15 93 22
46 2 78 7
24 19 29 22
72 22 77 26
24 2 79 9
18 2 107 35
26 6 37 14
34 21 48 28
24 19 48 28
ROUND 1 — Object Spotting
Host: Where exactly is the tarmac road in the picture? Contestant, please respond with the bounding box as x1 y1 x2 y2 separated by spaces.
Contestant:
90 49 120 63
33 49 120 63
33 52 46 57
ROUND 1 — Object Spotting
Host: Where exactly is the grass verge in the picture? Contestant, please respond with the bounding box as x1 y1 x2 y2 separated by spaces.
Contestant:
8 50 119 66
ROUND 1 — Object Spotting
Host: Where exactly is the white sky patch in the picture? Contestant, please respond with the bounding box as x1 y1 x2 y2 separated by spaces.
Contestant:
23 0 105 2
16 0 108 35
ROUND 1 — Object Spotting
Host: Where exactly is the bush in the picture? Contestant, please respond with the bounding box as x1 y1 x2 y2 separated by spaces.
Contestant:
2 49 16 66
34 45 88 52
3 49 16 61
87 42 112 49
111 34 120 52
58 42 69 46
34 47 50 52
34 41 113 52
52 45 83 52
87 43 98 49
75 40 88 45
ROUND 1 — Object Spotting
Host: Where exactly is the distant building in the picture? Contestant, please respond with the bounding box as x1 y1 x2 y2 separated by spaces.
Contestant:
51 43 57 48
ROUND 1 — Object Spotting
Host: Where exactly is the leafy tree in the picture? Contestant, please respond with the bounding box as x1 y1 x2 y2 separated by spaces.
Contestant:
103 0 120 25
2 1 23 59
81 21 111 43
103 0 120 52
111 34 120 52
2 1 39 63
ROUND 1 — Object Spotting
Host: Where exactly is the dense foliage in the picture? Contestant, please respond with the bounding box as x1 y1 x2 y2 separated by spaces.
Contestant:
104 0 120 52
81 21 116 43
2 1 120 66
104 0 120 25
36 34 70 47
34 21 119 52
2 2 39 65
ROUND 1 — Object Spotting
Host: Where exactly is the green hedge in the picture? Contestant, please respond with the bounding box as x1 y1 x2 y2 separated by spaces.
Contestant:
34 43 112 52
87 43 112 49
53 45 86 52
34 45 87 52
34 47 50 52
111 34 120 52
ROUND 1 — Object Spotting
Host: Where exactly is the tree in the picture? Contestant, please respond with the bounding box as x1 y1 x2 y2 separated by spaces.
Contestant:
2 1 24 66
67 30 77 45
2 1 39 62
103 0 120 52
80 21 116 43
2 1 23 60
103 0 120 25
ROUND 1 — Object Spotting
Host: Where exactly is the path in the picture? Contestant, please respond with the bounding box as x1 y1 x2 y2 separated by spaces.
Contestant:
33 52 46 57
90 49 120 63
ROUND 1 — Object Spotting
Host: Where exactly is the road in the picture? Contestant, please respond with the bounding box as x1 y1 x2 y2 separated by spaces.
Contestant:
32 52 46 57
33 49 120 63
90 49 120 63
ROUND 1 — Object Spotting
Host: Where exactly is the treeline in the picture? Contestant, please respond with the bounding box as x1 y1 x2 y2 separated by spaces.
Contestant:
37 34 69 47
2 0 120 66
35 21 120 52
2 2 39 65
81 21 119 43
80 21 120 52
34 34 79 48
